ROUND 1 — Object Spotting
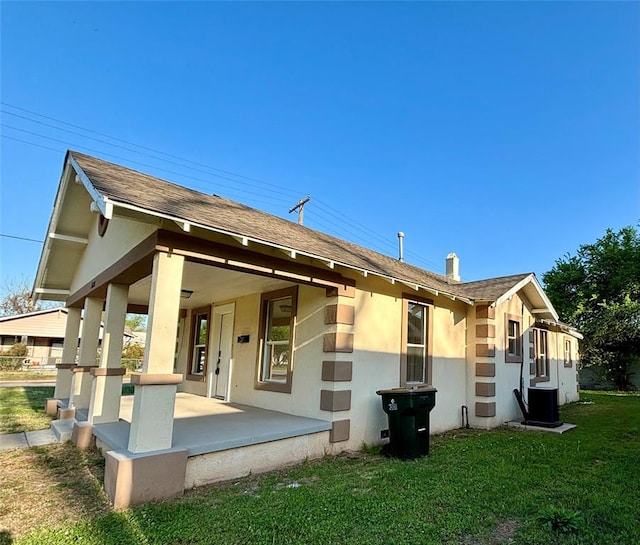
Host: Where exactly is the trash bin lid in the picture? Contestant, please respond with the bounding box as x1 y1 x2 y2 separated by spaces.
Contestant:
376 385 437 395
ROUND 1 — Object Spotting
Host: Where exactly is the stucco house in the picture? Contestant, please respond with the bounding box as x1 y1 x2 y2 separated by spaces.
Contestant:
0 307 132 367
33 150 581 508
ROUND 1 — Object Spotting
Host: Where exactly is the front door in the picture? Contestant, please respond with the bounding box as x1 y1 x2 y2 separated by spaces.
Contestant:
207 303 235 400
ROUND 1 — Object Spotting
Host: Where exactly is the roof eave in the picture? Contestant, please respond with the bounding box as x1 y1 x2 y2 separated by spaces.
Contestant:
110 199 473 305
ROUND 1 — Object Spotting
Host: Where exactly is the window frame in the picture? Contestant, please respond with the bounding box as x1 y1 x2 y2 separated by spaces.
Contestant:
564 337 572 368
400 294 434 387
254 286 298 394
504 314 523 363
186 305 211 382
534 328 549 380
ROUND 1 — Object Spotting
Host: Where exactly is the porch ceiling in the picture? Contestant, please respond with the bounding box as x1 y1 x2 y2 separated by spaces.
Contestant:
128 260 294 309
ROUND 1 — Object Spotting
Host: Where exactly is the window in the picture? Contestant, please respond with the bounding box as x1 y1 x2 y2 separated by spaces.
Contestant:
255 287 297 393
564 338 572 367
401 296 433 386
535 328 548 378
187 306 211 381
505 315 523 363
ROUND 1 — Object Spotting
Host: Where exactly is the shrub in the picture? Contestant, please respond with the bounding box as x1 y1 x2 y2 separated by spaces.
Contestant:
0 342 28 371
538 506 583 535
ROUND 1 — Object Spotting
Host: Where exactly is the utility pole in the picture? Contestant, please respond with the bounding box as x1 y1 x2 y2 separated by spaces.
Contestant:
289 196 310 225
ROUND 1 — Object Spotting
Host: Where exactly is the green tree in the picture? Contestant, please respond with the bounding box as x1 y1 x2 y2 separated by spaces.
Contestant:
125 314 147 332
543 225 640 389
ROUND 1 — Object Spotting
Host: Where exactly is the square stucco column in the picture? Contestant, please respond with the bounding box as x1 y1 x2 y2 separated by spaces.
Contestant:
69 297 103 411
47 307 82 414
88 283 129 425
128 252 184 453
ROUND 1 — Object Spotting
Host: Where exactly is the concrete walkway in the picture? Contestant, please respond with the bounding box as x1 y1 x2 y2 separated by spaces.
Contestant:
0 428 58 451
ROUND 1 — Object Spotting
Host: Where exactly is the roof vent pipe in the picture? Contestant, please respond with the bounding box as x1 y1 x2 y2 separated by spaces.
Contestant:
397 232 405 262
446 252 460 281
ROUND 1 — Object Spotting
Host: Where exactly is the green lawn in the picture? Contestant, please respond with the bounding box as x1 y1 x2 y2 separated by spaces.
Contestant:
0 385 134 434
3 391 639 544
0 386 55 434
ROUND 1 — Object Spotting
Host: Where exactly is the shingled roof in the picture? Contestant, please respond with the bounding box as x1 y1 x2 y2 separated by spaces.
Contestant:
455 273 532 301
68 151 532 305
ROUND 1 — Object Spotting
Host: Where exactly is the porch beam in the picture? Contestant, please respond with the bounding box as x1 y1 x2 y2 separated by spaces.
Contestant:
66 232 158 308
155 229 355 289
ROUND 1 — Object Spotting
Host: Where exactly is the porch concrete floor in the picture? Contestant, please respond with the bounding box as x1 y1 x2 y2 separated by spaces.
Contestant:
93 393 332 456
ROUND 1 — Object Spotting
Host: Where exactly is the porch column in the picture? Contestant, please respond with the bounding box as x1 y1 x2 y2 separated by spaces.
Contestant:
69 296 103 412
128 252 184 453
46 307 81 415
88 283 129 425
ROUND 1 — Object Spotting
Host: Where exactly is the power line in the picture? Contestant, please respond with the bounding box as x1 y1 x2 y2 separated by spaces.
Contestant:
1 102 294 192
0 233 44 244
2 103 446 271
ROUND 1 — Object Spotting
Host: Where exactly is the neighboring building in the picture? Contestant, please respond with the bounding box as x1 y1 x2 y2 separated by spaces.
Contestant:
33 151 581 508
0 307 133 367
0 308 67 366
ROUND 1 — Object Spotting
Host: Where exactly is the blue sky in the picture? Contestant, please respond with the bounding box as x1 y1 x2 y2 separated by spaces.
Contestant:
1 1 638 292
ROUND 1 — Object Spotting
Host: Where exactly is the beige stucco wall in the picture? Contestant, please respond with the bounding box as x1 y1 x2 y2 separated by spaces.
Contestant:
466 291 580 429
171 269 580 453
70 215 157 294
229 284 330 418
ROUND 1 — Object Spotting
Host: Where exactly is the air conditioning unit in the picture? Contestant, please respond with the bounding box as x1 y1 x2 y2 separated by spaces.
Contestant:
527 387 562 428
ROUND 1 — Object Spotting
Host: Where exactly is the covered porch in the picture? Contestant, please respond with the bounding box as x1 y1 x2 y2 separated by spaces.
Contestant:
92 392 332 457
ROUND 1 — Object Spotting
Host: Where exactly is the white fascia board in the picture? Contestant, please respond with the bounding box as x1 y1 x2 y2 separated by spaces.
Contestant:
494 274 534 308
68 155 112 219
109 199 473 305
495 274 559 321
32 162 73 302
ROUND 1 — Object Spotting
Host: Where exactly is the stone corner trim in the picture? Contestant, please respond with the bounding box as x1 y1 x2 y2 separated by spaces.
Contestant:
325 285 356 299
476 305 495 320
475 401 496 418
475 323 496 339
330 419 350 443
320 389 352 412
475 382 496 397
323 332 354 353
324 304 355 325
475 362 496 377
475 343 496 358
321 360 353 382
130 373 183 386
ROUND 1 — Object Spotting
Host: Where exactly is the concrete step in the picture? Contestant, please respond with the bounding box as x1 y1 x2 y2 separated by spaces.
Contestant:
51 419 74 443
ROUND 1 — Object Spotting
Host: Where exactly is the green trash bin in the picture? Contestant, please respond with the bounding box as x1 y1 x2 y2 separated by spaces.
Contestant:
376 386 437 460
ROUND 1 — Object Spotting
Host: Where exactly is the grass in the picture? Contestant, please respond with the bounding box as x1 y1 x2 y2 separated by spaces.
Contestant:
0 371 57 381
1 391 638 544
0 386 55 434
0 384 134 434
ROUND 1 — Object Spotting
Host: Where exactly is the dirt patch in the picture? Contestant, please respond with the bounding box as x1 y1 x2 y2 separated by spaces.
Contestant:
462 519 520 545
0 443 111 538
